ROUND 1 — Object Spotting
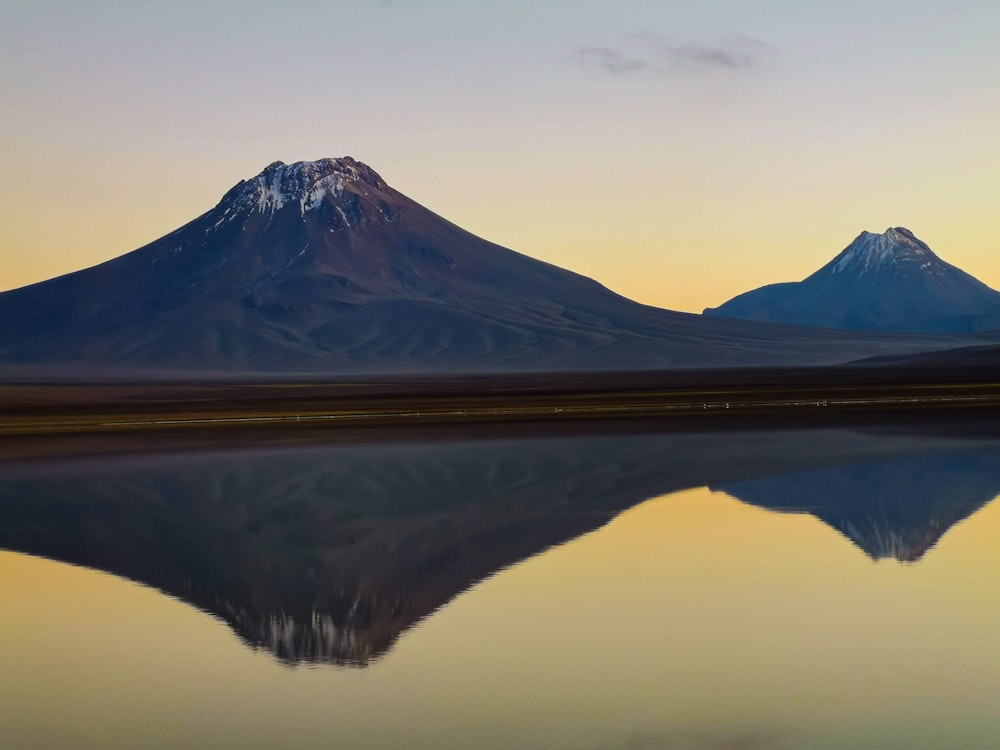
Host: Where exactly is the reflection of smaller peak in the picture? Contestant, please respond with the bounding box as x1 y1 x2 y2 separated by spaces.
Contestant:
838 517 950 563
716 452 1000 564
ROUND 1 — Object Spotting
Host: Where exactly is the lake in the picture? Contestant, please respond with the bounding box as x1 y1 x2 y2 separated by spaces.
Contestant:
2 416 999 749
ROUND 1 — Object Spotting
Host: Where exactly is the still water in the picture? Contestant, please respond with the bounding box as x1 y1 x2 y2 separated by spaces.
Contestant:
2 419 1000 749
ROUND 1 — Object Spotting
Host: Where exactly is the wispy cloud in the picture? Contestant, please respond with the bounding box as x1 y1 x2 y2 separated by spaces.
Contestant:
576 34 773 76
576 46 653 75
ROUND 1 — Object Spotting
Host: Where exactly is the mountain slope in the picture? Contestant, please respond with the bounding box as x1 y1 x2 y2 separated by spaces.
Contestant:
0 165 985 374
705 227 1000 333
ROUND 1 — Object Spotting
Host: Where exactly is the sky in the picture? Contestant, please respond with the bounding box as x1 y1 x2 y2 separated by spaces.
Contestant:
2 0 1000 312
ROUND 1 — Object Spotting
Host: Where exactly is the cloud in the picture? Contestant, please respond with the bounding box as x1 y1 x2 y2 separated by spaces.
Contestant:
576 34 773 75
659 42 758 70
576 46 653 75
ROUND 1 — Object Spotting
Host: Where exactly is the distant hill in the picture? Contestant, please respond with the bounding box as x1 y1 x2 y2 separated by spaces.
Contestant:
705 227 1000 333
0 162 983 375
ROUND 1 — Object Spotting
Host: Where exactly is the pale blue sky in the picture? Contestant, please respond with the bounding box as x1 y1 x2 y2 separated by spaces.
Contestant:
3 0 999 310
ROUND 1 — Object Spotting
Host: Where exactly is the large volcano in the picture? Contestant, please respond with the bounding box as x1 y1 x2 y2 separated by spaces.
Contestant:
0 162 981 374
705 227 1000 333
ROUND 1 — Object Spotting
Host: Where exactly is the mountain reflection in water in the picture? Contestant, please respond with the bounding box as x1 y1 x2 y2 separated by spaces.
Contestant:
1 418 999 667
719 452 1000 562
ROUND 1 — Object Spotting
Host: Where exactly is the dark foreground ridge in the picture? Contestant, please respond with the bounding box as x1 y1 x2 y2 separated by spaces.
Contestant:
3 358 1000 434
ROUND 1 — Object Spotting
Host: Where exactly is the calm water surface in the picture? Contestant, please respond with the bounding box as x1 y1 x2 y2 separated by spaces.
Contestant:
1 420 999 749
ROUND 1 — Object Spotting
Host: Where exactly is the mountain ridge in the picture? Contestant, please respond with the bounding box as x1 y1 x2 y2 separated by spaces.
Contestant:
0 162 992 375
705 227 1000 333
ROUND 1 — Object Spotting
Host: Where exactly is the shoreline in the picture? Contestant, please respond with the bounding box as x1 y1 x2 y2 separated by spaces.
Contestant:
3 366 1000 435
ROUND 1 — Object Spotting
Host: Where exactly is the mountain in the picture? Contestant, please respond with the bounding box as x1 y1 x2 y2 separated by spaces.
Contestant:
0 161 984 375
705 227 1000 333
717 451 1000 562
2 420 998 665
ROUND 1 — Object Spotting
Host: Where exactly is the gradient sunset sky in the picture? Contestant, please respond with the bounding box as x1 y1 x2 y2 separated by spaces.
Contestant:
2 0 998 312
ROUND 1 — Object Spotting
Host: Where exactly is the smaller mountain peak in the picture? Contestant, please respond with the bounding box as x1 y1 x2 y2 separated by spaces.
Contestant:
705 226 1000 332
886 226 916 239
831 226 938 276
883 226 930 251
857 226 920 243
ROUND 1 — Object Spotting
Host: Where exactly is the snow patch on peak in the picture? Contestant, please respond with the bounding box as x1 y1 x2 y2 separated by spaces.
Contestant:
225 157 389 218
887 226 916 240
255 165 289 213
884 226 931 253
831 227 938 277
302 173 346 211
257 157 385 189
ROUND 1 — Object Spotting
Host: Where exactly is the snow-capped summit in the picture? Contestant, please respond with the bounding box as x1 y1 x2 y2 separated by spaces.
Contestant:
830 227 939 277
705 227 1000 333
216 157 395 228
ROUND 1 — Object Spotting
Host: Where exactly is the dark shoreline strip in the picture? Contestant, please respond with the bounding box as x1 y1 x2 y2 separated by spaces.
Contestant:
3 381 1000 435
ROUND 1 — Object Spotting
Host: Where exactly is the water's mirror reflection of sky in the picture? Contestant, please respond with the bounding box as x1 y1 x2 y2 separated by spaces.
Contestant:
2 421 1000 749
